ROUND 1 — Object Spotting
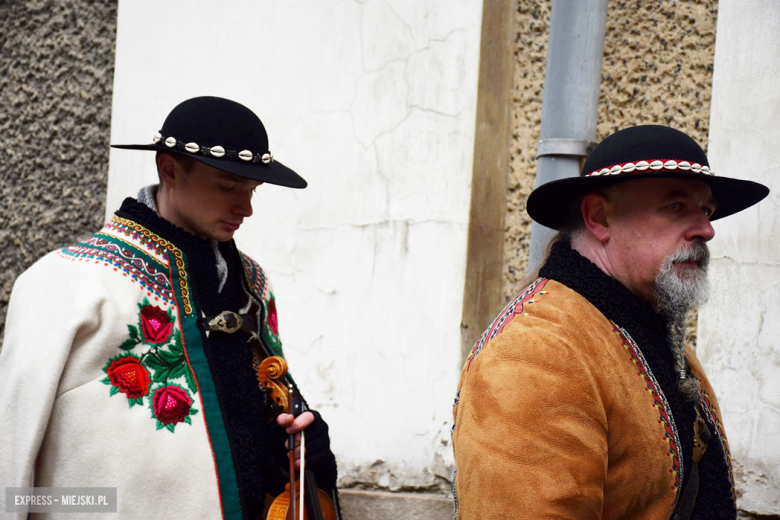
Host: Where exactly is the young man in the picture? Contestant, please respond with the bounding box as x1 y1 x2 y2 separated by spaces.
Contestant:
452 126 769 519
0 97 338 519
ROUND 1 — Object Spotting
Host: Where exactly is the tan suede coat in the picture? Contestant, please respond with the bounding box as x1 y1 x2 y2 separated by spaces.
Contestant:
452 278 731 519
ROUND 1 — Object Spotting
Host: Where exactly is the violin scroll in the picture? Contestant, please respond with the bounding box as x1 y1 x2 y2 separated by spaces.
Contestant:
257 355 289 416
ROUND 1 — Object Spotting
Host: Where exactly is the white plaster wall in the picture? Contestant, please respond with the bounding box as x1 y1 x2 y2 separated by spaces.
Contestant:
699 0 780 514
107 0 483 491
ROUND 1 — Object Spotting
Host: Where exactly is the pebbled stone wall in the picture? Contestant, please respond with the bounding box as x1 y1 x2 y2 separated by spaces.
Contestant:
0 0 117 348
504 0 718 299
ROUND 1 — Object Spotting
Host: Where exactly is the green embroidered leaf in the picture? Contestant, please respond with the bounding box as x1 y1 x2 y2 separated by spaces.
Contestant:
166 423 175 433
185 365 198 394
118 338 138 351
109 386 120 397
144 351 163 367
184 416 192 425
128 397 143 408
170 329 183 353
189 407 198 416
168 363 186 379
158 348 183 365
156 420 165 431
151 367 170 383
101 377 111 385
128 324 140 340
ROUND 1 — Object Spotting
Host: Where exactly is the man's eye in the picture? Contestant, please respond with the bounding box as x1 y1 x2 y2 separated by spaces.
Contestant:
702 206 714 217
669 202 681 210
219 184 234 191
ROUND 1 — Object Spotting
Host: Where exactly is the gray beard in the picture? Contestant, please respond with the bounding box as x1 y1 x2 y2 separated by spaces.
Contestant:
653 242 711 402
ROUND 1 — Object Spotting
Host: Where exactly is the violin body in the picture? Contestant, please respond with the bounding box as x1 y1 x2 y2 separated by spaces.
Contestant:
266 481 336 520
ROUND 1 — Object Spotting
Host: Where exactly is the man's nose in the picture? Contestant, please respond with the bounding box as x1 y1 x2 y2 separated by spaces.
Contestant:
234 193 253 217
688 212 715 242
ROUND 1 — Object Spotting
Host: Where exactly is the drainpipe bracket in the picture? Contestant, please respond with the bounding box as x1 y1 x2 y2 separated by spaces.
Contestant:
536 138 598 158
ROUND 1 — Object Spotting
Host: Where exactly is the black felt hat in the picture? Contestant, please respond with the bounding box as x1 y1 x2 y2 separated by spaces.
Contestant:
112 96 307 188
527 125 769 230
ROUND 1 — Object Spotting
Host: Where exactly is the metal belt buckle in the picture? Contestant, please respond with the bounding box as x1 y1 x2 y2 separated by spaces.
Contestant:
207 311 243 334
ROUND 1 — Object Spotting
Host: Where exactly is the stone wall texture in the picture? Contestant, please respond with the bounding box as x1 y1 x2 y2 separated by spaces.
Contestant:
0 0 117 348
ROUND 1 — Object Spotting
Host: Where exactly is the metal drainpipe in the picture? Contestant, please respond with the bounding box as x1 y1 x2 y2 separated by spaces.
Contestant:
528 0 608 269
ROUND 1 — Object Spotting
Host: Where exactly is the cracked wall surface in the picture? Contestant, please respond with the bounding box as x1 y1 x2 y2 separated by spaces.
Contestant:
0 0 118 350
108 0 483 496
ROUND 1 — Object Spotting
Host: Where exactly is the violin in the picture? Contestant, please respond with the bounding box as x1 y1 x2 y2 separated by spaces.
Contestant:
265 383 337 520
245 291 337 520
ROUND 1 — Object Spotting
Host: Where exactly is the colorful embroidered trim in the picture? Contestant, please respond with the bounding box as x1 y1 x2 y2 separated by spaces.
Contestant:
452 469 458 519
112 216 194 315
101 298 199 433
240 252 284 356
466 278 550 371
450 390 461 436
104 219 170 260
612 323 683 506
60 235 175 305
240 252 268 300
698 386 736 501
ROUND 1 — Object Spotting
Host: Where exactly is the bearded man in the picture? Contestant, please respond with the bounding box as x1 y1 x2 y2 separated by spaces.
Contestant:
452 126 769 519
0 97 339 519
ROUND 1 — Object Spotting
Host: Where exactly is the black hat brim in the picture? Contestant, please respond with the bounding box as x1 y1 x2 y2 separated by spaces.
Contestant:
527 171 769 230
111 143 307 189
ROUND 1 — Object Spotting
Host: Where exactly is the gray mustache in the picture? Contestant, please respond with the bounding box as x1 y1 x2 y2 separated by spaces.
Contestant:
669 243 710 266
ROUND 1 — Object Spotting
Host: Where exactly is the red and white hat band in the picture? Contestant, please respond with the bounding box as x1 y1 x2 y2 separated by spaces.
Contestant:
586 159 715 177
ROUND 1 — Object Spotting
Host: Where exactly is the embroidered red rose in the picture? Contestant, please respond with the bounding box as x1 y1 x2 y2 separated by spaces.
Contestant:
267 298 279 335
106 355 151 399
140 305 173 344
152 385 192 425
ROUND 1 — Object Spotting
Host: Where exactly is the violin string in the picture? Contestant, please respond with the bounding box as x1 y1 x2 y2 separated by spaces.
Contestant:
300 429 306 518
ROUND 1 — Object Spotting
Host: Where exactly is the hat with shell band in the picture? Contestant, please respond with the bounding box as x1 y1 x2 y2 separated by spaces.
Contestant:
111 96 307 189
526 125 769 230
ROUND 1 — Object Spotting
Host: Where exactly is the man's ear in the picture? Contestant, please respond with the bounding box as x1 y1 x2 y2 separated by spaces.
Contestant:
157 153 177 186
580 192 611 243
